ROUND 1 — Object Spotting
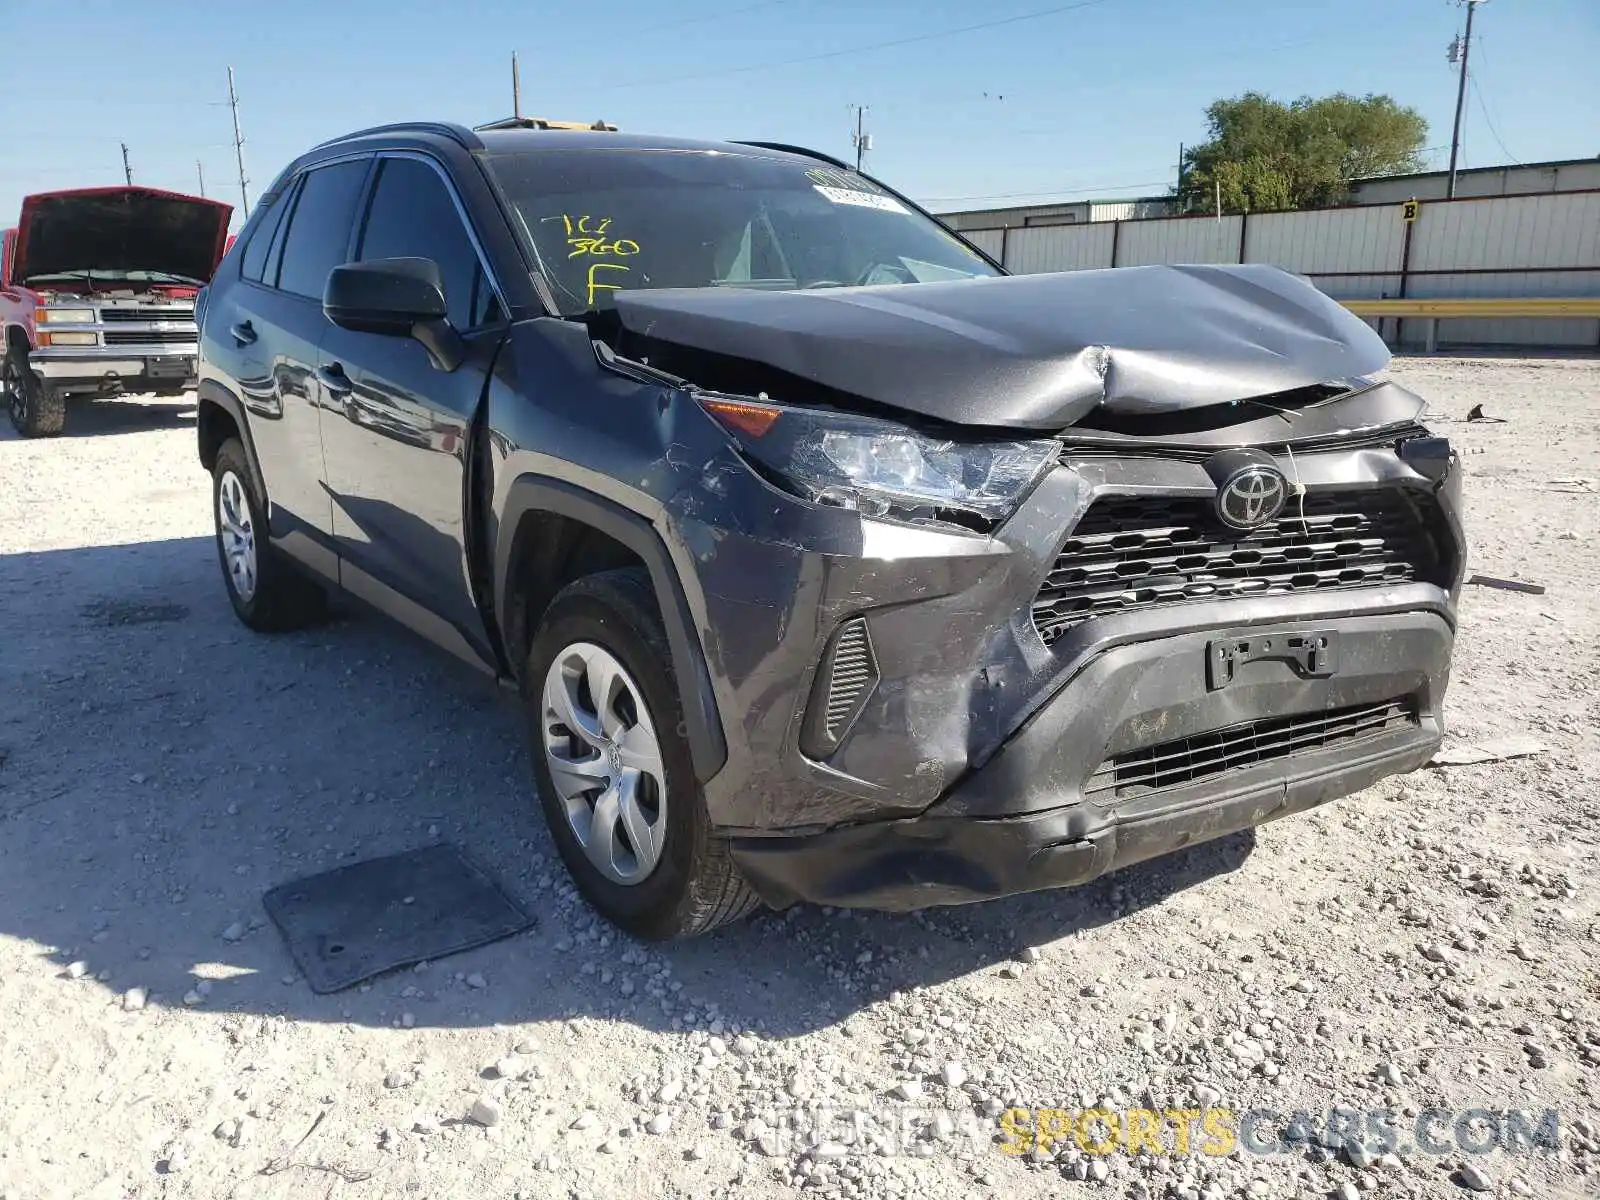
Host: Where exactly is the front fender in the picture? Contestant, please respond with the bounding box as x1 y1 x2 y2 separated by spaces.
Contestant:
495 474 729 784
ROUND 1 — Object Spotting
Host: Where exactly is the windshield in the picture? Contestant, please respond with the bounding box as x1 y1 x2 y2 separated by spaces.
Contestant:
486 149 998 317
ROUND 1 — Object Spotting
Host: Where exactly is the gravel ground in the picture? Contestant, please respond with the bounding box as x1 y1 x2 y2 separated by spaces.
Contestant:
1 357 1597 1200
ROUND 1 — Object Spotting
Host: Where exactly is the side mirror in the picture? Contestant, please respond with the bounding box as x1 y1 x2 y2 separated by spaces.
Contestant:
324 257 448 336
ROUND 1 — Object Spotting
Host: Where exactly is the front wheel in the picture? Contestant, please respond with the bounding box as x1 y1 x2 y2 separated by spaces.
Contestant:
525 567 761 940
211 438 326 631
3 351 64 437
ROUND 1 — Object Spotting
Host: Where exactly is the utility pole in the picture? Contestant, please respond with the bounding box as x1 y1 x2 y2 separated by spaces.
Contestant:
120 143 133 185
1176 141 1185 209
850 105 871 172
1446 0 1487 200
512 52 522 120
197 160 206 197
228 66 251 219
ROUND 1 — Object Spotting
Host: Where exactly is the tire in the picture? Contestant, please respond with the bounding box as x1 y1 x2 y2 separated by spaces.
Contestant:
525 567 761 940
4 350 65 437
211 438 326 631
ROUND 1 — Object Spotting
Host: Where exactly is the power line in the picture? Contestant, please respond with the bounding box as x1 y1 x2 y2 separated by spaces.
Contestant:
1470 75 1519 165
591 0 1116 92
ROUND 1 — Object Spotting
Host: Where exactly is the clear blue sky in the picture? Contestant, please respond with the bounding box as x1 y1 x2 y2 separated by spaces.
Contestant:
2 0 1595 230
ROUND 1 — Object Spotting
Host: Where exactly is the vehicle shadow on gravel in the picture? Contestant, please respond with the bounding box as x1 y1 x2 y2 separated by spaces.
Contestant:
0 535 1256 1043
0 396 197 442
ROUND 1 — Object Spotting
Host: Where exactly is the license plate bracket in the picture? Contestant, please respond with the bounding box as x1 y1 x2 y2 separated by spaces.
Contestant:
146 355 193 380
1207 630 1339 690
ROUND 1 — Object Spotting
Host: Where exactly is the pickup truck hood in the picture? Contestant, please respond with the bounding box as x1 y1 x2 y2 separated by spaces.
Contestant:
612 263 1392 430
13 186 233 287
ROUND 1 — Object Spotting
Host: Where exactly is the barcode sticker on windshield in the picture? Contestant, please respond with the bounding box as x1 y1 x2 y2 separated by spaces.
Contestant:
813 186 907 214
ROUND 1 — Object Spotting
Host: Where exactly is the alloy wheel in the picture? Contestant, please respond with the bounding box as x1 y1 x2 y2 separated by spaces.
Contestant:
217 470 258 602
540 642 668 885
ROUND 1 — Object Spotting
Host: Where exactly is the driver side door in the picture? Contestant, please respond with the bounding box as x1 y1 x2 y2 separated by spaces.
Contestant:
317 153 509 671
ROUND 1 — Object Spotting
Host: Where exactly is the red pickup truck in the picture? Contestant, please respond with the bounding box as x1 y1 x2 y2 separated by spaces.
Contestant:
1 185 233 436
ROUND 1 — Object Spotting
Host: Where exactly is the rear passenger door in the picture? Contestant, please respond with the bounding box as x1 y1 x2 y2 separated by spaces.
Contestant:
317 153 508 669
213 158 371 577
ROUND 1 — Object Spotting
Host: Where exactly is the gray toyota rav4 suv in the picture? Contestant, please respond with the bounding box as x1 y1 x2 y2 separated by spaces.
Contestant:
194 118 1465 939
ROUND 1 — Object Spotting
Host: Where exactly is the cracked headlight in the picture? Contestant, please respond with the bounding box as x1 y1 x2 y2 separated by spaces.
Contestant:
700 395 1056 528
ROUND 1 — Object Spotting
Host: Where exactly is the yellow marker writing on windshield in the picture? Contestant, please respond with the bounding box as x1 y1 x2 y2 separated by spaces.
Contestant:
587 262 629 306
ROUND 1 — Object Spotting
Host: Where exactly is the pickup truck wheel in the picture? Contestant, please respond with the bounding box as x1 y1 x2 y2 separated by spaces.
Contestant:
4 352 65 437
211 438 326 631
526 567 761 940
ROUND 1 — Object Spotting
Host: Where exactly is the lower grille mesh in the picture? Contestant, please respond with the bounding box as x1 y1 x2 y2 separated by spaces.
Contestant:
1033 490 1448 645
1085 697 1418 800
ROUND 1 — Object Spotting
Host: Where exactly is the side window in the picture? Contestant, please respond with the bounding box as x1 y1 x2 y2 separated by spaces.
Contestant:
357 157 502 330
239 184 292 283
275 160 369 300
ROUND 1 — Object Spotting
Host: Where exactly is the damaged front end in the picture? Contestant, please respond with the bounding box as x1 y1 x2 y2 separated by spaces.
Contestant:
570 264 1464 911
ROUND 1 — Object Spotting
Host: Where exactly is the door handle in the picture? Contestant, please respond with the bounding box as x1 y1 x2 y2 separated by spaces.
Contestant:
316 363 353 396
229 320 257 346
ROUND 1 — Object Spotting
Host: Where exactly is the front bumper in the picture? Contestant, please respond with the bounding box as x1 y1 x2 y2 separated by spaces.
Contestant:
31 348 197 393
730 609 1449 909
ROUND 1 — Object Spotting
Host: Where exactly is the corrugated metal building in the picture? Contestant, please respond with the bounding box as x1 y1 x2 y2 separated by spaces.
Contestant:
1349 156 1600 205
947 189 1600 349
939 197 1174 231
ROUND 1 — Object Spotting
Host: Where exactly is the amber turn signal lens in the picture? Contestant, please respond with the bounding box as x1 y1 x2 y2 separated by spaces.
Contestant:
701 397 781 438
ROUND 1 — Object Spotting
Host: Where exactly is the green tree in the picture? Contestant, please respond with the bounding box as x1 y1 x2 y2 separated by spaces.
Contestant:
1180 92 1428 213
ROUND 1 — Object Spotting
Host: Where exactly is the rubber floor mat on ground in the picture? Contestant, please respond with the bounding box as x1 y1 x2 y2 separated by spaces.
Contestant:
262 844 533 993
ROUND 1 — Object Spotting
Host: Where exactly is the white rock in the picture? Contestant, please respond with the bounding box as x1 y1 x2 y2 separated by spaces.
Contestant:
1088 1158 1109 1182
1333 1184 1361 1200
182 989 205 1006
733 1035 759 1056
384 1071 413 1090
400 1012 416 1029
1020 946 1043 964
656 1078 684 1104
570 1111 598 1131
469 1094 503 1127
940 1062 968 1088
466 972 488 989
514 1039 539 1054
1377 1061 1403 1086
65 960 89 979
1458 1162 1492 1192
493 1055 526 1080
123 987 147 1012
686 1143 708 1161
221 922 246 942
892 1079 924 1101
647 1112 672 1135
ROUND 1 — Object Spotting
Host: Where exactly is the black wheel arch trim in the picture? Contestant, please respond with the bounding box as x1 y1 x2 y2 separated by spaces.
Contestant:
495 475 729 783
195 380 266 495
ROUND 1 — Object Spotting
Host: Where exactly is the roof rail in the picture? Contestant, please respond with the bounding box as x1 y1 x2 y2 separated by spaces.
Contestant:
730 141 854 171
474 116 618 132
307 121 483 153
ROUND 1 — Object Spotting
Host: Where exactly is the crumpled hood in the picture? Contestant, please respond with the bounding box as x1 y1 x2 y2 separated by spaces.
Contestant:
612 263 1392 430
14 186 233 286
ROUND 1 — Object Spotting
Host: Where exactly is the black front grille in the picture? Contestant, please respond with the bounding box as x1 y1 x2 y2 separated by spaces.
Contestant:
103 329 197 346
100 306 194 322
1085 697 1418 800
1032 489 1448 644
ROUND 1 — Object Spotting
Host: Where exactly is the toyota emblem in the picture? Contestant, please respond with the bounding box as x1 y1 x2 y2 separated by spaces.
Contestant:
1214 465 1288 530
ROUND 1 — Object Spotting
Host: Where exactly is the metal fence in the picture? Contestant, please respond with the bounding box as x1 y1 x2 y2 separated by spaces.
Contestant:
962 190 1600 348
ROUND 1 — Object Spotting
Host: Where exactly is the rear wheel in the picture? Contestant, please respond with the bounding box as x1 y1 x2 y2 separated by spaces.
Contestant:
525 567 761 940
211 438 326 631
4 351 64 437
